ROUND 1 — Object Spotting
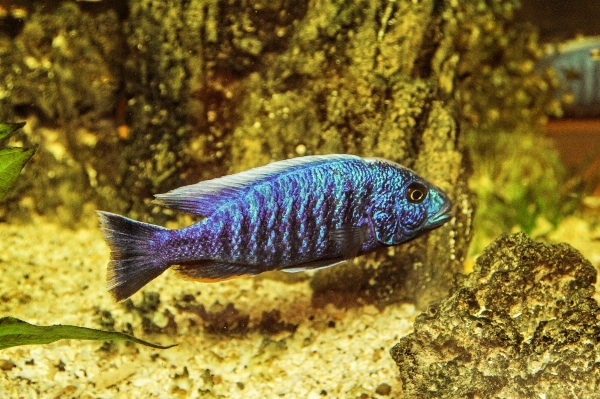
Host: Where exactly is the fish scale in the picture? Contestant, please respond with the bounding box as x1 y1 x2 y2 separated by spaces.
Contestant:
97 154 453 301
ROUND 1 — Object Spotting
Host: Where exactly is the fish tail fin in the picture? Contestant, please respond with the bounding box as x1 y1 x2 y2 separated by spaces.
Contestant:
97 211 170 302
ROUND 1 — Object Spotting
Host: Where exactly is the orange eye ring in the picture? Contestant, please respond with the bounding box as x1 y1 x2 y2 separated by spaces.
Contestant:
406 182 427 204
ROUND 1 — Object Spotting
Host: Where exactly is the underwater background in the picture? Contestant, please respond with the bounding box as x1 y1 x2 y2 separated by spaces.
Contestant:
0 0 599 398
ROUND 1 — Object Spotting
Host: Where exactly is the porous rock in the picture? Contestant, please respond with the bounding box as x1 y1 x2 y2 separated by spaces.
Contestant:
390 233 600 399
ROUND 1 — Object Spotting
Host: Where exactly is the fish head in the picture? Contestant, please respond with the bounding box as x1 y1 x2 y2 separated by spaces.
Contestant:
371 174 453 246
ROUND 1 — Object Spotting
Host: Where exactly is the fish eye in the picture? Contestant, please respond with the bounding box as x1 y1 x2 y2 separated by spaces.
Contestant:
406 182 427 203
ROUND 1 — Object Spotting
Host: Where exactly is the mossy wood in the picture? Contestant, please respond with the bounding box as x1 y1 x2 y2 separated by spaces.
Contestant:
0 1 549 307
0 317 176 350
119 0 475 308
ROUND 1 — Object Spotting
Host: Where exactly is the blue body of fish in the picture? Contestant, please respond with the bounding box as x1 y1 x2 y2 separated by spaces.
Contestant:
98 154 452 301
538 37 600 117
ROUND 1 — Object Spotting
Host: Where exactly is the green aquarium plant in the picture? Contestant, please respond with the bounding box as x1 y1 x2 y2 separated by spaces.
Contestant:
0 122 36 201
0 317 175 350
467 127 581 256
0 122 175 351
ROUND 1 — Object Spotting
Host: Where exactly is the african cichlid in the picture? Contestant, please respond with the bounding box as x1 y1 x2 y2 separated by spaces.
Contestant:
538 36 600 117
97 154 453 301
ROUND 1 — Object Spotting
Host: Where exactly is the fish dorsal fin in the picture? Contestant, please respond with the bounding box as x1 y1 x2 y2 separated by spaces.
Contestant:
153 154 361 216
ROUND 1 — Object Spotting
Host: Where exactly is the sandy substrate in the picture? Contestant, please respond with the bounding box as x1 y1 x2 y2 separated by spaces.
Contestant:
1 211 599 399
0 215 416 398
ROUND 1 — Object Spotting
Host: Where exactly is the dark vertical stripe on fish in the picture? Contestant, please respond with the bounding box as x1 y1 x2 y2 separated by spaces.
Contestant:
218 213 232 260
288 191 299 263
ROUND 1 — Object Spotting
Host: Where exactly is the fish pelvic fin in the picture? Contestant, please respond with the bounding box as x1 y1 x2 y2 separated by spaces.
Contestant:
97 211 170 302
282 258 346 273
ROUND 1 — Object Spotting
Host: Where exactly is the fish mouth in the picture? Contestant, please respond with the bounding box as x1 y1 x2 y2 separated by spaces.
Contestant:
425 200 453 230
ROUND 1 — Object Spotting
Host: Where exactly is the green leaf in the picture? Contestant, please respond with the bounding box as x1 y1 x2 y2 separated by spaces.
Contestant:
0 146 37 201
0 317 176 350
0 122 26 141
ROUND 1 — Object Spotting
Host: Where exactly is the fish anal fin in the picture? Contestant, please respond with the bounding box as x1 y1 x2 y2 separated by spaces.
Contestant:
174 261 258 282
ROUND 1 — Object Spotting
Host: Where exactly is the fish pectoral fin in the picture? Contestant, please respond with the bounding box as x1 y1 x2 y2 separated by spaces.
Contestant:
282 258 346 273
174 261 259 282
329 225 367 259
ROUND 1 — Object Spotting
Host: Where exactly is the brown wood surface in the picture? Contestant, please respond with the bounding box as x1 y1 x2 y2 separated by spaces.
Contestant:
546 118 600 195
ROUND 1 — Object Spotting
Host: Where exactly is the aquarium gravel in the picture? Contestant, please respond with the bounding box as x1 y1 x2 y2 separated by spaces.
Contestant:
0 214 415 398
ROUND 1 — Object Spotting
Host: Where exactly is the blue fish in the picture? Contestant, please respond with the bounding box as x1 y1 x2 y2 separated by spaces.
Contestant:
538 36 600 117
98 154 452 301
